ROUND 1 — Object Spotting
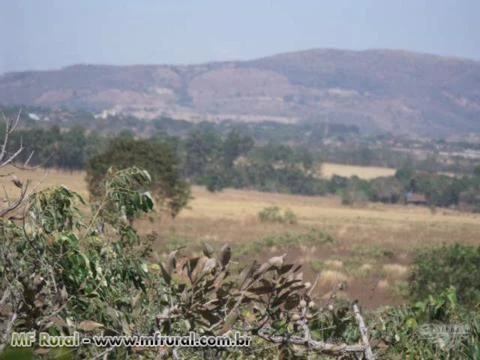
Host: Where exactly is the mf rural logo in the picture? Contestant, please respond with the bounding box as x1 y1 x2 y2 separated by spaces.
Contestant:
417 323 470 351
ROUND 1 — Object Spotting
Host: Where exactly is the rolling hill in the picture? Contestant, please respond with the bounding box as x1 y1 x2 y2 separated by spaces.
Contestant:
1 48 480 136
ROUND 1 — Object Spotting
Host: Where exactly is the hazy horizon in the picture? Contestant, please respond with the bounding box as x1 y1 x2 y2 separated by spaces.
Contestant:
1 0 479 73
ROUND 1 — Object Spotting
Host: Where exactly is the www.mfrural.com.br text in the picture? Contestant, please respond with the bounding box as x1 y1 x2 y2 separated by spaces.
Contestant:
10 331 251 348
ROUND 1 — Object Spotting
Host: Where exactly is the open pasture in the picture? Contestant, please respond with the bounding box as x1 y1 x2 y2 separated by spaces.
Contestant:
320 162 397 179
2 166 480 308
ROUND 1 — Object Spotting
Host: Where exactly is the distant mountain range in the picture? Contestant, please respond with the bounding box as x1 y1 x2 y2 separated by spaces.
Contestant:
1 48 479 136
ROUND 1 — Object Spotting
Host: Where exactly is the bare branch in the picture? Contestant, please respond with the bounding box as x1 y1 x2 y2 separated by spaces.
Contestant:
0 311 17 353
10 109 22 134
172 348 182 360
353 302 375 360
12 151 54 171
21 150 34 168
299 305 311 344
0 110 46 170
255 299 375 358
0 110 46 219
257 328 365 356
307 273 321 297
93 347 115 360
0 110 22 165
0 180 30 218
0 146 24 169
0 288 11 310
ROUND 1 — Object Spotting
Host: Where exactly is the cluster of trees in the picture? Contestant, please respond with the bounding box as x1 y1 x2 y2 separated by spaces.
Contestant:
320 142 479 175
182 130 324 195
153 117 359 145
7 123 326 197
5 120 480 212
3 124 106 170
327 165 480 211
87 127 480 212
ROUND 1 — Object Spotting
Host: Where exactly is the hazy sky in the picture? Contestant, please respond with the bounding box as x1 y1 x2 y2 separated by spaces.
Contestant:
1 0 479 73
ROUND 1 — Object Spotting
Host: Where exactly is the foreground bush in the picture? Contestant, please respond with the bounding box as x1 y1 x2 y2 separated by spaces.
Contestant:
409 243 480 307
1 167 378 359
371 287 480 359
1 168 159 358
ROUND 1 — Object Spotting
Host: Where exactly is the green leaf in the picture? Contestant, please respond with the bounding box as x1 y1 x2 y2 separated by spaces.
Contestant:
405 317 417 329
159 262 172 285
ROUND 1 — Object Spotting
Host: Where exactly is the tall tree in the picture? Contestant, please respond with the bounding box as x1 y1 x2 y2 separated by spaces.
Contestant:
87 136 190 217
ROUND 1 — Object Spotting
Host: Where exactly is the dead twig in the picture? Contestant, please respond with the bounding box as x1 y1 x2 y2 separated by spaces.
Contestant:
0 110 22 166
0 180 30 218
257 328 365 357
353 302 375 360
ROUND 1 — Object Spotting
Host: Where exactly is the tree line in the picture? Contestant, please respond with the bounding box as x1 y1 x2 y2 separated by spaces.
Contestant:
329 165 480 211
4 104 480 175
4 122 480 213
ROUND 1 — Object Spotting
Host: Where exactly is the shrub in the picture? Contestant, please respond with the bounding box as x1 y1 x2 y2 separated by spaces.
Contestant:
86 136 191 217
0 167 158 359
341 188 369 206
368 176 403 203
371 287 480 359
258 206 298 224
341 189 354 205
283 208 298 224
409 243 480 307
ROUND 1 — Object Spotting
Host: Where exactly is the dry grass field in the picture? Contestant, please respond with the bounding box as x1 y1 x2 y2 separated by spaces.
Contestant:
2 166 480 309
321 162 397 179
0 167 88 198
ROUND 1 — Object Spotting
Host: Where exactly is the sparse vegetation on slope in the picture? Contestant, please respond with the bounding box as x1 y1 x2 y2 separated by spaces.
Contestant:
3 49 480 136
